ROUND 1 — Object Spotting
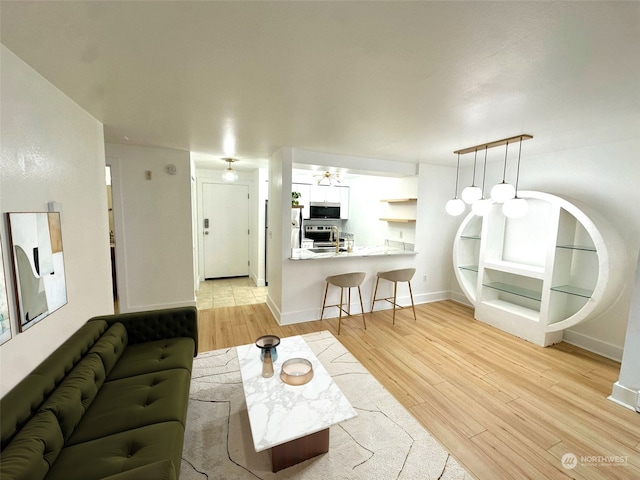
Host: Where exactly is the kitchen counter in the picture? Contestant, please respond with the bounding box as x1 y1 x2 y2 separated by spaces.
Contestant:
290 245 418 260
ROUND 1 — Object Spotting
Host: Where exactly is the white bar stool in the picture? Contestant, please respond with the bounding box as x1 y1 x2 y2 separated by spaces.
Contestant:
320 272 367 335
371 268 417 325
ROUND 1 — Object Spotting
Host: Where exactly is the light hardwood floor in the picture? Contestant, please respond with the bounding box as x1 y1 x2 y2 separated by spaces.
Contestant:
197 300 640 480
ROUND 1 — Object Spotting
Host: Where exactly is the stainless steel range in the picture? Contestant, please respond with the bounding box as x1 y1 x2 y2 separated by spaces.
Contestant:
304 225 344 247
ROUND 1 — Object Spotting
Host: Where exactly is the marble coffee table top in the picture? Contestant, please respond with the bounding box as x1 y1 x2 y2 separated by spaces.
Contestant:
236 335 357 452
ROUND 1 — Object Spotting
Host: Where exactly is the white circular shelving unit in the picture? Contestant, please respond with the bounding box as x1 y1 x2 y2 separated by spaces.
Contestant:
453 191 626 347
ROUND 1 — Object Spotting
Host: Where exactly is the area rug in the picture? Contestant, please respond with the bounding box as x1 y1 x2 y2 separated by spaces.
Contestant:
180 331 473 480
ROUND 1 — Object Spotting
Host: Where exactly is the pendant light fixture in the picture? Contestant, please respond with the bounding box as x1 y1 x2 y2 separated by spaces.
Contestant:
490 141 516 203
461 149 483 204
502 137 529 218
472 146 492 216
221 158 238 183
445 153 466 216
448 134 533 216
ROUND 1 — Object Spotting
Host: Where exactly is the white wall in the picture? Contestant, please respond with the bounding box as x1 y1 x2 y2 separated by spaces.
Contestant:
106 144 196 313
0 45 113 396
610 250 640 410
266 150 288 319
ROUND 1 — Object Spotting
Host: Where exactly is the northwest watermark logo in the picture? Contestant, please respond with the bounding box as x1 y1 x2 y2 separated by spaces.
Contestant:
562 452 629 469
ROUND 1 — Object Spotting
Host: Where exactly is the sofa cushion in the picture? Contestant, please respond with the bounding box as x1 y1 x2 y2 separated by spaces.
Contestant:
0 411 64 480
0 320 107 450
44 422 184 480
66 368 191 446
106 337 195 381
38 354 106 442
88 322 128 375
99 460 176 480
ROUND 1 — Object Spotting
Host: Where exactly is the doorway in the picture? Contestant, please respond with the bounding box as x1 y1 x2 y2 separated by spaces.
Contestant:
202 183 250 279
105 165 118 313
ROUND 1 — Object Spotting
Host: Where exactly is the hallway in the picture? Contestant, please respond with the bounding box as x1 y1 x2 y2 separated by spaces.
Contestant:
196 277 267 309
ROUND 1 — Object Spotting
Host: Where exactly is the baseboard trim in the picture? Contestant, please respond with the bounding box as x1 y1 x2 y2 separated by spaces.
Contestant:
120 299 197 314
608 382 640 412
562 329 624 362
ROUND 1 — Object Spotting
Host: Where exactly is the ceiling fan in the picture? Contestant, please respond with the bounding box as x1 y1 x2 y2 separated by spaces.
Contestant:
314 171 341 186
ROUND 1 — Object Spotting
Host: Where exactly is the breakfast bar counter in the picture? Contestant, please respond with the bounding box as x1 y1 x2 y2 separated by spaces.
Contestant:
289 245 418 260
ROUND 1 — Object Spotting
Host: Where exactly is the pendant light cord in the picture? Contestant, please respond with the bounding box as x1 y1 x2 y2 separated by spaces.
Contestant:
454 153 460 198
501 141 509 182
481 146 488 196
514 136 523 193
471 149 478 186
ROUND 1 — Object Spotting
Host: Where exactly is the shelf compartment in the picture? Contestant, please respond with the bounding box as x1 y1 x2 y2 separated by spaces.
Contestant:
459 265 479 273
550 285 593 298
483 260 545 279
556 244 596 252
483 282 542 302
480 299 540 322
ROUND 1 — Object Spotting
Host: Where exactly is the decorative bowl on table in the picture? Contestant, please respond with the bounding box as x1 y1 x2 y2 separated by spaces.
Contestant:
280 357 314 386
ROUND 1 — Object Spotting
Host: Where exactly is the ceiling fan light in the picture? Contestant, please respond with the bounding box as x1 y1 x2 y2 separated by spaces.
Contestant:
445 198 466 216
461 186 482 204
472 198 493 216
502 197 529 218
490 182 515 203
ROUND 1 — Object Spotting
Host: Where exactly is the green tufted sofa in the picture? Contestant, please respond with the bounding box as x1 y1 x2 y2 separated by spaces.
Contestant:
0 306 198 480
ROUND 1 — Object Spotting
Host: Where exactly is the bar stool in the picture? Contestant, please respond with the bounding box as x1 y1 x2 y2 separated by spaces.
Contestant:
371 268 417 325
320 272 367 335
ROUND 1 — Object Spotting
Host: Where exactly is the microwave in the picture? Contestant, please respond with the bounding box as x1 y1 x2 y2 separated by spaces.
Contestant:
309 202 341 219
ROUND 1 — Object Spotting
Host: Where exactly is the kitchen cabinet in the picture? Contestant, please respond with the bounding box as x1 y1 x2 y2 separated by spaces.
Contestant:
302 184 349 219
453 191 626 347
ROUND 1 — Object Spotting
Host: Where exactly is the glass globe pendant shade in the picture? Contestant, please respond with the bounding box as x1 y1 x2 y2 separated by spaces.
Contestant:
490 182 515 203
502 197 529 218
472 198 493 216
445 198 465 216
221 167 238 183
461 186 482 204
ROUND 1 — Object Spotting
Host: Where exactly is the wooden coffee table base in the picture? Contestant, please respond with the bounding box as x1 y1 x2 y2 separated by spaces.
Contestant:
270 428 330 472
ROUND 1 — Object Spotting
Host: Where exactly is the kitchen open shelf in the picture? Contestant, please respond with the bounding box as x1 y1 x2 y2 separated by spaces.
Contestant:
380 198 417 203
453 191 626 346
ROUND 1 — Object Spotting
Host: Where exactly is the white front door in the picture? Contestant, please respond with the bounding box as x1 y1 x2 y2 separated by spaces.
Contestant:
203 183 249 279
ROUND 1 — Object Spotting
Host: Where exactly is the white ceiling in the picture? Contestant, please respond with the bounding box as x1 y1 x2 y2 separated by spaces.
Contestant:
1 1 638 171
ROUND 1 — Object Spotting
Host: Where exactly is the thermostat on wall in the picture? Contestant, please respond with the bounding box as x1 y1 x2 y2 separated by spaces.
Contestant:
165 164 177 175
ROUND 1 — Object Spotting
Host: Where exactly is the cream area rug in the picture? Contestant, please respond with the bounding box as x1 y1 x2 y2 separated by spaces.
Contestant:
180 331 473 480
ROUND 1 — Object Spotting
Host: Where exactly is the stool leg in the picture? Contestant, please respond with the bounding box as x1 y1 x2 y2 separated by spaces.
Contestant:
371 277 380 312
337 287 344 335
357 286 367 330
320 281 329 321
408 281 417 321
392 281 398 325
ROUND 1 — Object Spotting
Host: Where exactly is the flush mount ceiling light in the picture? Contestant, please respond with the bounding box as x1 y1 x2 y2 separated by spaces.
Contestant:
461 149 483 204
315 171 341 186
445 153 466 216
502 137 529 218
221 158 238 183
450 134 532 215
